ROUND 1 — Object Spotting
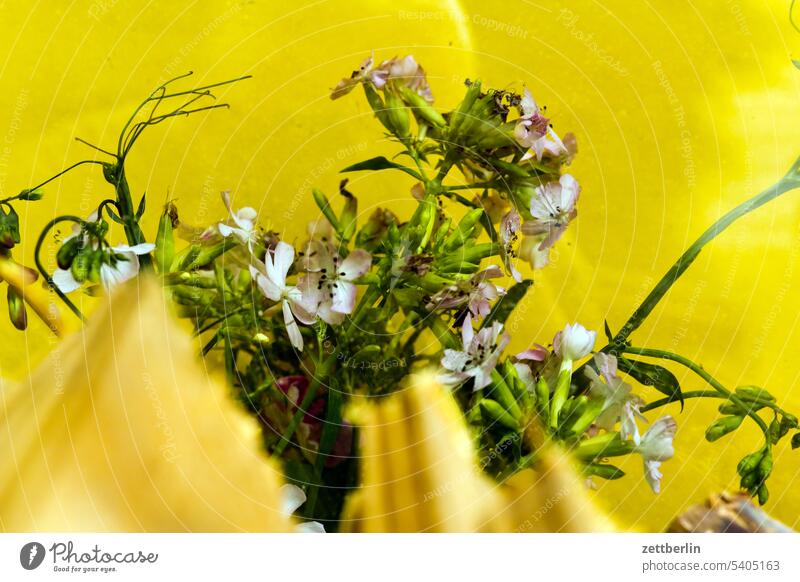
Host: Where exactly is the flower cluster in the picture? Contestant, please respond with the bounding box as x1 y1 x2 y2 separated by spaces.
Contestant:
11 60 799 529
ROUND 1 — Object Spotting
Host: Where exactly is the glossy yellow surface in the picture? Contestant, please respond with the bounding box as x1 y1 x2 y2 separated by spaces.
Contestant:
0 1 798 531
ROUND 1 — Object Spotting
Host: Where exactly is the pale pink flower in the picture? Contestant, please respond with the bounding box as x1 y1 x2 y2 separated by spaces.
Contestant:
250 241 316 351
427 266 506 319
439 314 510 391
585 353 646 444
522 173 580 250
217 191 258 250
301 241 371 325
635 416 677 493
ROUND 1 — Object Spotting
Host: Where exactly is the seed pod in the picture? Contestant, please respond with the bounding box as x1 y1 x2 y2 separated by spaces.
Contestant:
56 236 82 270
384 90 411 139
6 286 27 330
791 432 800 450
445 209 484 250
479 399 520 431
704 415 744 442
70 251 91 283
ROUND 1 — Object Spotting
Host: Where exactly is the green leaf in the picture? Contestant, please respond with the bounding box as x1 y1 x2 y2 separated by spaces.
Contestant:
603 319 613 343
136 193 147 219
618 356 684 410
481 280 533 329
340 156 422 181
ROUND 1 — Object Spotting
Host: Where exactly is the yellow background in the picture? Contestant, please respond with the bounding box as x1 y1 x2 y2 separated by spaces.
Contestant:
0 0 798 531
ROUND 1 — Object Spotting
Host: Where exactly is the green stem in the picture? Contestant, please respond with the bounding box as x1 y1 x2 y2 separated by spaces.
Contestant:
640 389 782 414
608 159 800 350
34 215 87 322
622 346 769 433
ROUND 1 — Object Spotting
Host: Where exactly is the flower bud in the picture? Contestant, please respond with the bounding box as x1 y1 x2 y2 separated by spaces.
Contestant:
704 415 743 442
553 323 596 362
757 483 769 505
6 286 28 330
16 188 43 201
56 236 82 270
0 206 21 249
70 251 91 283
399 85 446 128
757 449 773 481
735 386 775 401
363 83 392 132
737 450 763 477
155 202 177 274
479 398 520 431
583 463 625 480
449 79 482 138
88 250 105 284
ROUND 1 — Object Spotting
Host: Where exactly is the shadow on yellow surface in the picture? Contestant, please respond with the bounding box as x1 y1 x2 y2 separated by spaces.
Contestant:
0 0 798 531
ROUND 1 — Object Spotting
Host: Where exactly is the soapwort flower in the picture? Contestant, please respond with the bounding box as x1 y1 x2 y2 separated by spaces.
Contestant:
553 322 596 363
331 54 433 102
217 191 258 250
635 416 677 493
301 240 371 325
426 265 506 319
439 314 510 391
586 353 646 444
280 484 326 533
250 241 315 351
522 173 581 250
513 88 572 162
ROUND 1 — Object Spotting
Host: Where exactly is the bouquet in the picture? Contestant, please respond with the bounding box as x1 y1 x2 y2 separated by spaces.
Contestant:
2 54 799 530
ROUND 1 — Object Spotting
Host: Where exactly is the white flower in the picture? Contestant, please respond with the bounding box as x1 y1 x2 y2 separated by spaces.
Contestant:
585 353 646 444
218 191 258 250
553 322 596 363
439 314 510 391
635 416 677 493
301 241 371 325
53 242 155 294
522 173 580 250
280 484 325 533
250 241 316 351
518 235 551 270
